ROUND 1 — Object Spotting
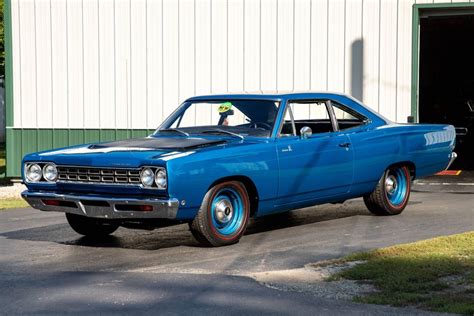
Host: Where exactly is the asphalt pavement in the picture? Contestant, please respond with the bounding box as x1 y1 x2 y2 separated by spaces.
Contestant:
0 187 473 315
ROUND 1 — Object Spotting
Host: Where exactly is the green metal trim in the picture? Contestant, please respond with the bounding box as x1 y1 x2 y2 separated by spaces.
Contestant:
413 2 474 10
6 128 156 177
411 2 474 123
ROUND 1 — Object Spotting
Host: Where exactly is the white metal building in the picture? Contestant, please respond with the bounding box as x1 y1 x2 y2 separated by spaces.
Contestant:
5 0 474 176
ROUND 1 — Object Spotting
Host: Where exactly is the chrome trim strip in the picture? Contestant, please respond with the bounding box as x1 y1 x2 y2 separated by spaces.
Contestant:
22 190 179 219
445 152 457 170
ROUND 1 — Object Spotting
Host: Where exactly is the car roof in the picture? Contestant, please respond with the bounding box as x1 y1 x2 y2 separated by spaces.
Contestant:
186 92 354 102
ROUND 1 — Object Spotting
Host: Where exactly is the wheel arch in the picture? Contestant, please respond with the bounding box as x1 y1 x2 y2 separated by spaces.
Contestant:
208 175 259 216
387 161 416 180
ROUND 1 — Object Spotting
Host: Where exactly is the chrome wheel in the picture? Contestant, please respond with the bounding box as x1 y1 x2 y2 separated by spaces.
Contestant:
190 181 250 246
385 168 409 207
211 188 244 236
364 165 411 216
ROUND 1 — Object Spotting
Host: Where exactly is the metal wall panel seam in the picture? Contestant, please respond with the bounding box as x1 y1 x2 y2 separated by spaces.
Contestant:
50 0 54 129
309 0 312 90
82 0 85 131
210 0 212 94
229 0 231 92
325 0 329 91
259 0 262 92
361 0 364 101
97 0 101 129
395 0 399 121
275 0 279 92
113 0 117 129
292 0 295 91
145 0 149 128
342 0 346 93
17 0 22 127
65 0 69 128
5 0 13 127
161 0 164 124
194 0 197 124
34 0 38 129
129 0 132 130
242 0 245 92
377 0 381 112
177 0 180 105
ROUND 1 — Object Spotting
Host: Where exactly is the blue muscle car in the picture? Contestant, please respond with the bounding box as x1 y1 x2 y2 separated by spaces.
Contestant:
22 93 457 246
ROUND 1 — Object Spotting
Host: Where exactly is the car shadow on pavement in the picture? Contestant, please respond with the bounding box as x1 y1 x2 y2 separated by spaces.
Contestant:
0 200 403 251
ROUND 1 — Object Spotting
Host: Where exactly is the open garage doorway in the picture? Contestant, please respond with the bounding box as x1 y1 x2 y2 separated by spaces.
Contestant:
418 9 474 170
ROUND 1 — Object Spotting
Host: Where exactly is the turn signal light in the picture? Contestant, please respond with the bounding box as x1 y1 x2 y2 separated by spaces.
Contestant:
43 199 61 206
139 205 153 212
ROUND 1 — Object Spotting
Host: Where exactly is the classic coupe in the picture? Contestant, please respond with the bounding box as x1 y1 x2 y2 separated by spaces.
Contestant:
22 93 457 246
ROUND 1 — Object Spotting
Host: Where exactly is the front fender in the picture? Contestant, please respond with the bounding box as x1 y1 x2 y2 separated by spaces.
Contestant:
166 143 278 220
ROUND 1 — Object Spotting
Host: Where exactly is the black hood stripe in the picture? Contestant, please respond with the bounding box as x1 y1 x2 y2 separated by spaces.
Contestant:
89 137 226 151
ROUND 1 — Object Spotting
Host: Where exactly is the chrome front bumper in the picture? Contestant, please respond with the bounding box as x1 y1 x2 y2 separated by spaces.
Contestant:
22 190 179 219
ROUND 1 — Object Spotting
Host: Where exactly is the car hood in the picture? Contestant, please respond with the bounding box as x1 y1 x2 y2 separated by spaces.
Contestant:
25 136 238 168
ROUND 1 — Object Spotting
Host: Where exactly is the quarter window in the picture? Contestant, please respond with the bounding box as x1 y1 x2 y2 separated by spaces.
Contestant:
331 102 367 131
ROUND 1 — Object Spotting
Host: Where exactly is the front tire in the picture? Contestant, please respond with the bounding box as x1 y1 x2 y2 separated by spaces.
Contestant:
66 213 119 237
190 181 250 247
364 166 411 215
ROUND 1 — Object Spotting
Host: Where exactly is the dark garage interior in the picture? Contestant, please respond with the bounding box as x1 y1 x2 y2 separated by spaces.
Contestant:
419 12 474 170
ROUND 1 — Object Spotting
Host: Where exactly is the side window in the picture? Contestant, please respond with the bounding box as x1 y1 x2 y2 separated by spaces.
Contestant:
331 102 367 131
280 101 334 137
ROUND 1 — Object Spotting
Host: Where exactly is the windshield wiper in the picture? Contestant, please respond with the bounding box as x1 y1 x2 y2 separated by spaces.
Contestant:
201 129 245 140
158 128 190 137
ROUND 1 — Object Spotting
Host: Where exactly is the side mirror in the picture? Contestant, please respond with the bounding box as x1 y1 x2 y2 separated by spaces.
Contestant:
300 126 312 139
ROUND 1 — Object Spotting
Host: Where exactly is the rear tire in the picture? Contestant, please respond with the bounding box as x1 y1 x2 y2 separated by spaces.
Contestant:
364 165 411 216
190 181 250 247
66 213 119 237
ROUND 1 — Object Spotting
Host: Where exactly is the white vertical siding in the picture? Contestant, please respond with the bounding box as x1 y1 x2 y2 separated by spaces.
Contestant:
18 0 37 127
114 0 131 128
130 0 148 129
397 0 416 123
146 0 163 127
66 0 84 128
10 0 472 129
83 0 100 129
98 0 116 128
35 0 52 128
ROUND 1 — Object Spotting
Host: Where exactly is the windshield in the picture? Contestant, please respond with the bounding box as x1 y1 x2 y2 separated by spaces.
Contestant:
156 100 281 138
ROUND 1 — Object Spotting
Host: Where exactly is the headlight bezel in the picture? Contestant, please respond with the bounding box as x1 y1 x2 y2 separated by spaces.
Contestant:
140 166 167 190
155 168 167 190
25 163 43 183
42 163 58 182
140 167 156 187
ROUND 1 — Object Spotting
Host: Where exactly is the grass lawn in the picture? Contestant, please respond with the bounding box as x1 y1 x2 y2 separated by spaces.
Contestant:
0 198 28 210
332 232 474 315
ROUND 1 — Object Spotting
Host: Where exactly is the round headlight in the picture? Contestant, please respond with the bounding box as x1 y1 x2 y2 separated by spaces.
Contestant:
43 164 58 182
26 164 42 182
140 168 155 187
155 169 167 189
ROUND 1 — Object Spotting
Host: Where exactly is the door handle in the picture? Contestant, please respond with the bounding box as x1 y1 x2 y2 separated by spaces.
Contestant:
339 142 351 148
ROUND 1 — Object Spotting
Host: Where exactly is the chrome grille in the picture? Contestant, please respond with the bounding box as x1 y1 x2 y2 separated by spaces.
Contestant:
57 166 141 186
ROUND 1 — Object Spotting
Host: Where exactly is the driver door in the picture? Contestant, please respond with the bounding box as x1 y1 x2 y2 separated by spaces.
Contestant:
276 100 354 206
